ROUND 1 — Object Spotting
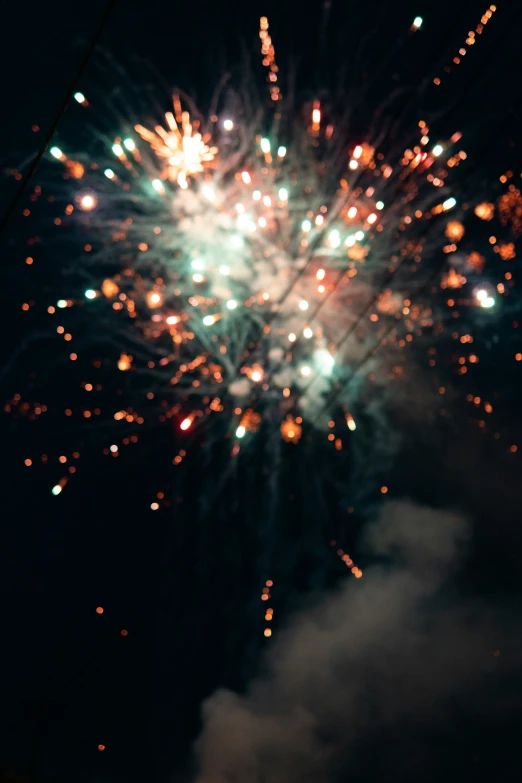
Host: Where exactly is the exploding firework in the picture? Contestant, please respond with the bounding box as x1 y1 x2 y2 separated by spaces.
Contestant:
46 55 475 458
26 6 518 521
10 6 520 651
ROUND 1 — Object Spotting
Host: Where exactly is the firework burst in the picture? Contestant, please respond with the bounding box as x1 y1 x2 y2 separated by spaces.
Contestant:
16 4 514 525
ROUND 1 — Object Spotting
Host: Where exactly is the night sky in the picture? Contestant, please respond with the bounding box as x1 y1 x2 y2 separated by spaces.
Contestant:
2 1 522 782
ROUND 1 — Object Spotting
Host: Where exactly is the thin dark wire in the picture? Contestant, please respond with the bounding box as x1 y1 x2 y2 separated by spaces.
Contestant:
0 0 117 242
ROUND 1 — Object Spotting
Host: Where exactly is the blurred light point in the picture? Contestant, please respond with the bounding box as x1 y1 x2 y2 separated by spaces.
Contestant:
104 168 115 180
303 327 313 339
123 138 135 151
236 425 246 438
223 119 234 131
329 229 341 247
433 144 444 157
203 315 215 326
57 299 67 308
50 146 63 159
74 92 86 104
112 143 123 157
226 299 237 310
279 187 288 201
152 179 164 192
80 194 96 210
180 418 192 431
85 289 96 300
51 485 62 496
443 197 456 210
260 138 271 153
412 16 423 28
277 145 287 157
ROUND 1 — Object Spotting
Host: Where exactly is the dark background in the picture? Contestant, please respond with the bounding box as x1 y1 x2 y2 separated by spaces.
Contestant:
1 1 522 781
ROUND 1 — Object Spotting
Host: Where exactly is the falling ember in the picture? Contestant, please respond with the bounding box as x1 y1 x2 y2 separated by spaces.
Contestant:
498 188 522 236
475 201 494 221
65 160 85 179
247 364 264 383
147 292 162 308
441 268 467 289
467 251 486 273
345 414 356 431
102 279 120 298
117 353 132 371
445 221 465 241
280 415 302 444
239 409 262 433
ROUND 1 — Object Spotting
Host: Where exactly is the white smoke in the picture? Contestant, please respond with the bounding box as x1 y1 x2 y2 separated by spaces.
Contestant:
194 500 518 783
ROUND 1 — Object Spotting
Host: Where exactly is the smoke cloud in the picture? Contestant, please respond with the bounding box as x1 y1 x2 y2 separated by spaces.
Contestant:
194 500 520 782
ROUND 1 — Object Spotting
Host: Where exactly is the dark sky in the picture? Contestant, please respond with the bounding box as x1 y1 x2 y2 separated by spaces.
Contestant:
1 1 522 782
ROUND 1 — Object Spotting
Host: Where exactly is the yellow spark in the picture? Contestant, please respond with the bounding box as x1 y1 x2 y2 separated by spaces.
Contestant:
135 98 218 187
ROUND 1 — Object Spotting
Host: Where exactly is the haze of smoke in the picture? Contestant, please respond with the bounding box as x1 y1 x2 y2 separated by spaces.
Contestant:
194 500 518 783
